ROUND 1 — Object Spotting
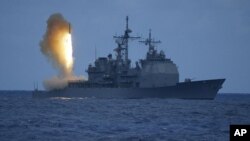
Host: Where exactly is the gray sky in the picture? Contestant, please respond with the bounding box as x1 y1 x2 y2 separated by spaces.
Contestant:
0 0 249 93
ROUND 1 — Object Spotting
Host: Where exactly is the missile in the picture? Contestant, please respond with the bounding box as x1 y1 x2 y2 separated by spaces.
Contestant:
69 23 71 33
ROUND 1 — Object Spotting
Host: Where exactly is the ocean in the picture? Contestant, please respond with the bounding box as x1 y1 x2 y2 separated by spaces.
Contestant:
0 91 249 141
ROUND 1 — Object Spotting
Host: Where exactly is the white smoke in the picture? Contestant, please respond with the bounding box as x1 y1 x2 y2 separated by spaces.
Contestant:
40 13 84 90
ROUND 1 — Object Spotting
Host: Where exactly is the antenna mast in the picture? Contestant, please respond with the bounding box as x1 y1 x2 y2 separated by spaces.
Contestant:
139 29 161 51
113 16 140 64
95 46 97 60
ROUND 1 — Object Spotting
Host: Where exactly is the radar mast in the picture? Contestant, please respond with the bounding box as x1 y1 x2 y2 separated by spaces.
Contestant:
113 16 140 65
139 29 161 52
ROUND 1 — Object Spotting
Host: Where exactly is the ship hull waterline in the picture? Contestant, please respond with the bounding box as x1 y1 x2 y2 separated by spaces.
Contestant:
33 79 225 99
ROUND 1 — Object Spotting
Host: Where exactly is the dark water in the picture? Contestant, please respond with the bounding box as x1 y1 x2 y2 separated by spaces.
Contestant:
0 91 250 141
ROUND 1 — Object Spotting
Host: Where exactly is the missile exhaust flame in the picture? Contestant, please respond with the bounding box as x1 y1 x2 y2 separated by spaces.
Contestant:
63 32 73 71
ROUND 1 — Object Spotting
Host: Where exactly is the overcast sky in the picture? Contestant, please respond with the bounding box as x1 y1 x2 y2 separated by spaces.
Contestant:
0 0 249 93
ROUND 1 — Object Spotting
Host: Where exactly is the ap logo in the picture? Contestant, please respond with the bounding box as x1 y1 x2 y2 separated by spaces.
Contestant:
230 125 250 141
234 129 247 136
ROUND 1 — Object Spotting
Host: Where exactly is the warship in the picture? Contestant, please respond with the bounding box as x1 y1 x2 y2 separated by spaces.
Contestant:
33 17 225 99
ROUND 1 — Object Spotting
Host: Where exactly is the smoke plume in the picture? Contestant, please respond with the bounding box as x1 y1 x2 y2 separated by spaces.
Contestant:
40 13 79 90
43 75 85 91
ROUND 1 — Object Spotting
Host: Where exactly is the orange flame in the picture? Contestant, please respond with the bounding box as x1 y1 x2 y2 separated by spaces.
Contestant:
63 33 73 72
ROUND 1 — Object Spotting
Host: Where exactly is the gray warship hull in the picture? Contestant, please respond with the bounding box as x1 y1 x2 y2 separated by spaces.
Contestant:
33 79 225 99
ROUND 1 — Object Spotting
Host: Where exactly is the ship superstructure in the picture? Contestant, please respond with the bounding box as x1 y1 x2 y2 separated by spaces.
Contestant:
69 16 179 89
